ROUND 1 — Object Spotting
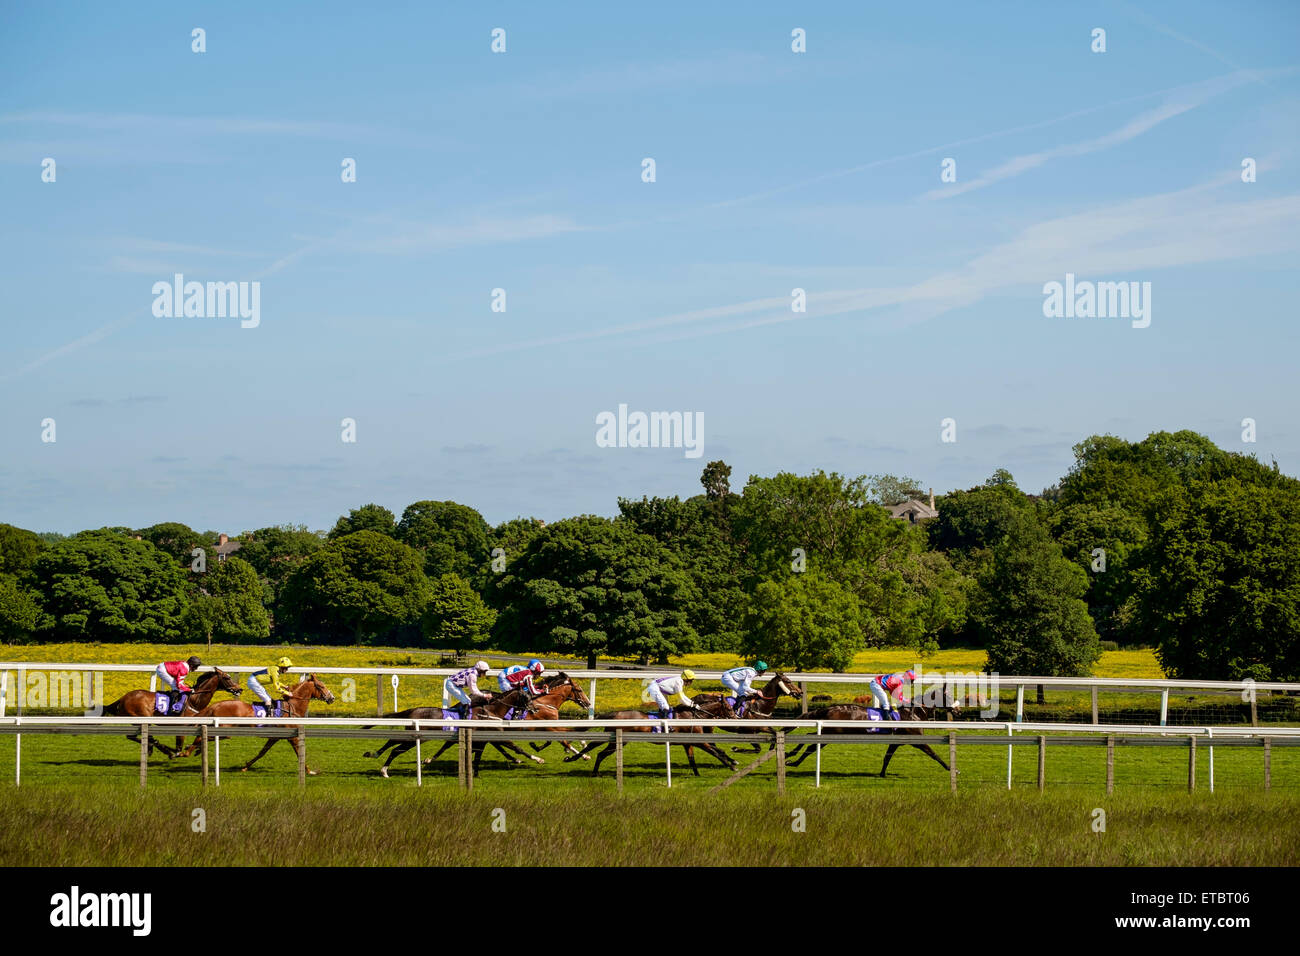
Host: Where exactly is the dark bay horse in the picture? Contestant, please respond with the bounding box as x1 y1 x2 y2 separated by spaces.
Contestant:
103 668 243 758
785 685 961 776
174 675 335 774
689 671 803 753
566 697 740 777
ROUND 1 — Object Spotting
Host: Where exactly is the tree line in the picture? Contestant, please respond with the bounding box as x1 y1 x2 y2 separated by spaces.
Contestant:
1 430 1296 681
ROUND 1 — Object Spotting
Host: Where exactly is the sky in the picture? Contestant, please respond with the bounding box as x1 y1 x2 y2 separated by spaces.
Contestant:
1 0 1297 535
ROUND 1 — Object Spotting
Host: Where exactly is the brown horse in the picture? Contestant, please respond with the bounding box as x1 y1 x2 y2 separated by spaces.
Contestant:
689 671 803 753
364 674 589 777
567 697 740 777
785 685 961 776
175 674 336 774
103 668 243 758
418 673 594 775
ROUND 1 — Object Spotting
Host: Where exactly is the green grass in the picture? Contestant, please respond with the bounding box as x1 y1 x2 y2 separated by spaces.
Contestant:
2 774 1296 866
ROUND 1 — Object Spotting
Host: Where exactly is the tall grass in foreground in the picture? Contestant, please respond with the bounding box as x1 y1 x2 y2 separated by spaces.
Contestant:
3 785 1296 866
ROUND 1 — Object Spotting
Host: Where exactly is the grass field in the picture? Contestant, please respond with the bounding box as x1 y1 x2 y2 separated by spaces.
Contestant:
3 641 1296 866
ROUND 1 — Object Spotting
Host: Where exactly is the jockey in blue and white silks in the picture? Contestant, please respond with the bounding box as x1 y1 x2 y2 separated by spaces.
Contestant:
720 661 768 710
647 670 695 716
497 659 544 696
444 661 490 708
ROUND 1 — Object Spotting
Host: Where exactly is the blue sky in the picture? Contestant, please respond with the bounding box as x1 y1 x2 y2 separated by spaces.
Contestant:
2 0 1297 534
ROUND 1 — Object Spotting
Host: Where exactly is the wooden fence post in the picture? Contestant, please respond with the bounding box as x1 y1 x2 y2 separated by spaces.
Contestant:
139 725 149 789
1091 686 1099 724
1250 691 1258 727
1188 736 1196 792
615 729 624 793
465 728 473 793
1263 737 1271 791
800 683 808 715
200 725 209 787
1106 735 1114 795
775 731 785 794
296 726 306 787
1037 735 1046 791
948 732 957 793
457 727 468 789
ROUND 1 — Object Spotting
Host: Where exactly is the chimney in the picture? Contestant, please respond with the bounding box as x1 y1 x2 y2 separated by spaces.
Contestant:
929 488 935 510
219 533 228 546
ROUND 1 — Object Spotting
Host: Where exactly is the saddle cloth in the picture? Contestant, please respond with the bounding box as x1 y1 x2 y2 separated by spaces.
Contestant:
250 701 284 719
153 693 188 716
723 696 747 717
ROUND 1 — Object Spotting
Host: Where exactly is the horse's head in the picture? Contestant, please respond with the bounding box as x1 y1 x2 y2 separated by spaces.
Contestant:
769 672 801 700
562 676 592 710
304 674 335 704
213 667 242 696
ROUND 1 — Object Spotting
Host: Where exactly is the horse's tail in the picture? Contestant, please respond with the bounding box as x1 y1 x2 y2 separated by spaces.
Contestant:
102 696 124 717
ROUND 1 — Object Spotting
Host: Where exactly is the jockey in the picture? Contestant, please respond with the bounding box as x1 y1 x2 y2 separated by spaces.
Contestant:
869 669 915 717
248 656 295 711
155 656 201 704
444 660 490 711
497 659 544 699
720 661 768 713
646 670 695 718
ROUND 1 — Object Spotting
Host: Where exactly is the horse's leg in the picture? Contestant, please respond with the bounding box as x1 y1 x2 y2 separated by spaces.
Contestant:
379 741 415 777
910 741 951 772
591 741 620 776
503 741 542 764
685 742 700 776
529 741 551 753
240 737 278 772
879 743 902 777
565 739 603 763
364 739 398 759
787 743 817 767
699 737 737 769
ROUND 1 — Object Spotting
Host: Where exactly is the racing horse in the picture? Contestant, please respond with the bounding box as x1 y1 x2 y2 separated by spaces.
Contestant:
565 696 741 777
174 674 336 774
784 683 962 776
102 668 244 758
366 674 591 777
687 671 803 753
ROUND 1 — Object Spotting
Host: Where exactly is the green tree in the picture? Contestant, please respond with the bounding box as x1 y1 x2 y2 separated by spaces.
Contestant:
865 474 926 507
742 572 864 671
493 516 698 667
328 503 397 540
0 574 45 643
975 515 1101 679
31 531 191 642
1132 476 1300 681
234 525 326 637
618 494 746 652
207 556 271 644
280 530 431 644
135 522 203 565
422 573 497 649
396 500 492 583
0 523 44 578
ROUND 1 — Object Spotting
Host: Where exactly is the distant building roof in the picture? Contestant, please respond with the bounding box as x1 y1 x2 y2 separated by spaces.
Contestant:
888 499 939 523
